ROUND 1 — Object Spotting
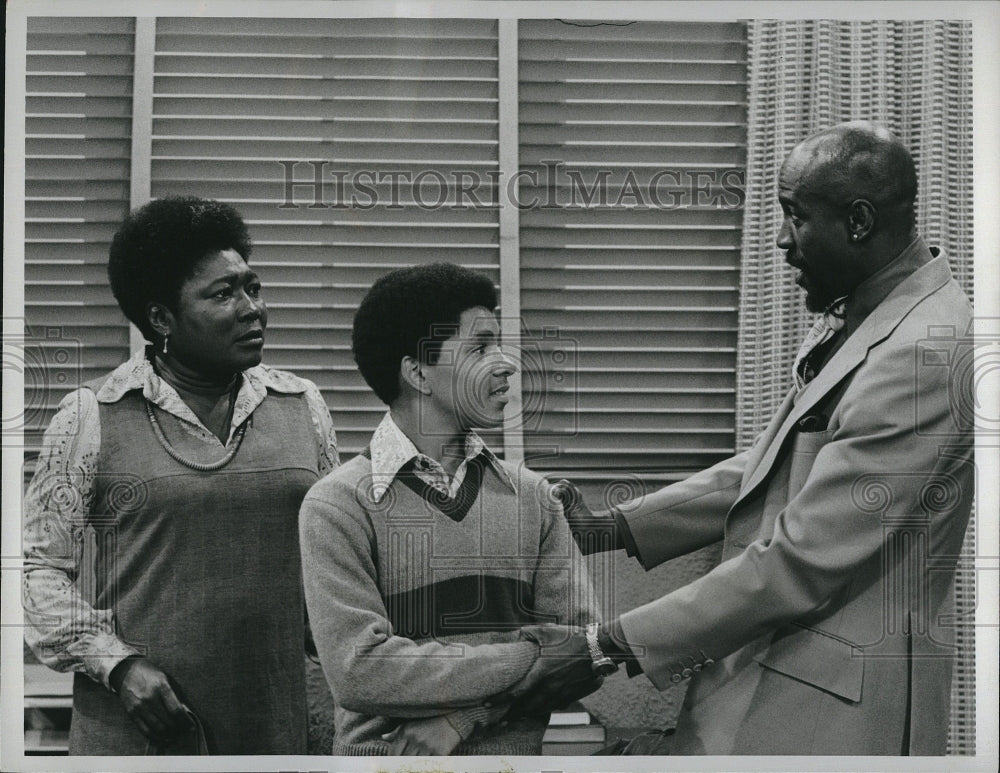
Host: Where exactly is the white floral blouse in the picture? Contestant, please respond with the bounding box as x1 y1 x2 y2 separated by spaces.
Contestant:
22 349 338 687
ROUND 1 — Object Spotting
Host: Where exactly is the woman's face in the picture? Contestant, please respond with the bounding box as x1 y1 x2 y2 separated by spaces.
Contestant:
166 248 268 379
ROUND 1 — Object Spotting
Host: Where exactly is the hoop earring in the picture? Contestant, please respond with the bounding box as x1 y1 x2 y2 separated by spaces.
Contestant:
162 335 169 355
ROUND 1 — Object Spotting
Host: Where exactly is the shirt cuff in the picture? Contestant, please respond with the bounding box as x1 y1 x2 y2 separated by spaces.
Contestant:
600 618 643 677
612 507 639 558
80 633 143 689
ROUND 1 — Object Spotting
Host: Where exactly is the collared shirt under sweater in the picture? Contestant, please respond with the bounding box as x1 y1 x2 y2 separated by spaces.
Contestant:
300 414 601 755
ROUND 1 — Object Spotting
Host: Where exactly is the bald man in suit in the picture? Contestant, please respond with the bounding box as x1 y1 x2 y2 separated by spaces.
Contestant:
524 122 975 755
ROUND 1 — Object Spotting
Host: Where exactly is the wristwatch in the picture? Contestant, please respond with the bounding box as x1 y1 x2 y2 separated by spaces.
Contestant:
585 623 619 676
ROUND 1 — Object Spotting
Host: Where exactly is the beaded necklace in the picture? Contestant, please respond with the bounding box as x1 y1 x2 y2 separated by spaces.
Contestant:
145 371 248 471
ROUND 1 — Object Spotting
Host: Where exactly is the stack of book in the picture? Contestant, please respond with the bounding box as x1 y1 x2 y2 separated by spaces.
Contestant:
542 703 606 755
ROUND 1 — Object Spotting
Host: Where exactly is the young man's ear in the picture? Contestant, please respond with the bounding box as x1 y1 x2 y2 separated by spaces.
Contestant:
400 355 431 395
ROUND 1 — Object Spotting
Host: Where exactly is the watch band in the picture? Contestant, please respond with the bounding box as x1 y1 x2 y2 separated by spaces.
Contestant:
586 623 618 676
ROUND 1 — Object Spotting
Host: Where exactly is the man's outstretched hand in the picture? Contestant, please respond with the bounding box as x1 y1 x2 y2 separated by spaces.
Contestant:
503 624 603 720
550 479 620 555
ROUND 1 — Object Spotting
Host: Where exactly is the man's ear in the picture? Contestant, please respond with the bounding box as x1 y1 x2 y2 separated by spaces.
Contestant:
847 199 876 243
146 302 175 340
400 355 431 395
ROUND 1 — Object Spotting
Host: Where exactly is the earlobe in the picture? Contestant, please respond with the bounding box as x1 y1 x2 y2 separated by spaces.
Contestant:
847 199 876 242
146 302 174 339
400 356 431 395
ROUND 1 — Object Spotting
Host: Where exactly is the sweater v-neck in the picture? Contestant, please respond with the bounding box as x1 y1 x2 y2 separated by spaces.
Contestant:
362 446 487 522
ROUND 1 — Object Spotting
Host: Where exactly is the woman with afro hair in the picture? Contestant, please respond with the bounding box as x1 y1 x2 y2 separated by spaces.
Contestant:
23 197 338 754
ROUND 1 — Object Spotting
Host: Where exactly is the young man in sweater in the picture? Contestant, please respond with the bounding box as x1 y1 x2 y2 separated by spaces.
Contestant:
300 262 604 756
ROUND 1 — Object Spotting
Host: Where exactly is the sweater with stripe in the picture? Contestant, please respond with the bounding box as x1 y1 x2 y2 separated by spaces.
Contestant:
300 451 600 755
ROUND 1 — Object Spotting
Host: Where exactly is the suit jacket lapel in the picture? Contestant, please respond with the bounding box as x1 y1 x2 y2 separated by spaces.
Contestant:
731 256 953 510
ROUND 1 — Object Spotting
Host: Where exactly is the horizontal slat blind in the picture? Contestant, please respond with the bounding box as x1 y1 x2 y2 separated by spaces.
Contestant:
149 18 501 455
518 20 746 482
23 17 135 456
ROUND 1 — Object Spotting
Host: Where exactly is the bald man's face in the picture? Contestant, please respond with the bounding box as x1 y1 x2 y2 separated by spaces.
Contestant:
776 147 860 313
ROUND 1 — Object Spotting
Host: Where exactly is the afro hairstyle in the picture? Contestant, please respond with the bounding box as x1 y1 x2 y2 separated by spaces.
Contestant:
352 262 498 404
107 196 252 344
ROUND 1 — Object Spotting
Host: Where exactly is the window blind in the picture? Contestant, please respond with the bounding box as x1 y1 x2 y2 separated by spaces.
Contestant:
23 17 135 458
517 20 746 485
149 17 501 455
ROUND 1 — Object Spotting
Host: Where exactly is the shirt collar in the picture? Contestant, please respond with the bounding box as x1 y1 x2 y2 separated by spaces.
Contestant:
94 347 308 443
368 412 513 503
844 236 937 336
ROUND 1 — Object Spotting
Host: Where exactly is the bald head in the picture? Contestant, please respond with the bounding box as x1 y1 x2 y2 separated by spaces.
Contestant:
788 121 917 234
776 122 922 311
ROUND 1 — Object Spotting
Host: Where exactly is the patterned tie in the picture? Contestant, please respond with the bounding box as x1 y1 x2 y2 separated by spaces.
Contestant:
792 296 848 390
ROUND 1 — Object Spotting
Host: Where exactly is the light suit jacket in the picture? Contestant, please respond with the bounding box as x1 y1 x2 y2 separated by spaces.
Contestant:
618 247 974 755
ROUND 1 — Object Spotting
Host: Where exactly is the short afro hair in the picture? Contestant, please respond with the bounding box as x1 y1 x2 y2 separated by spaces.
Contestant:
107 196 252 343
352 262 498 405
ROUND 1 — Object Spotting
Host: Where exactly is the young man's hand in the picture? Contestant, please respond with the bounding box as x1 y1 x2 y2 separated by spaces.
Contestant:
381 714 463 755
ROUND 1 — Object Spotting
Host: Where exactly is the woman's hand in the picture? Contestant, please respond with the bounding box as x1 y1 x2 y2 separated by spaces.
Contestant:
110 657 192 744
381 714 463 755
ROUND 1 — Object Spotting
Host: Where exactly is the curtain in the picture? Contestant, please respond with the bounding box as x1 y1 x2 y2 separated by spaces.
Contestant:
739 20 974 754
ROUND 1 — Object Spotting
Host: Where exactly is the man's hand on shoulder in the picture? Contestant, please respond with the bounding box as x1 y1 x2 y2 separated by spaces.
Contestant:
550 479 621 555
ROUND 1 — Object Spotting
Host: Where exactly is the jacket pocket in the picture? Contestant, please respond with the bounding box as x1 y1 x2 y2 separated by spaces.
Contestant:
753 623 864 703
788 427 834 496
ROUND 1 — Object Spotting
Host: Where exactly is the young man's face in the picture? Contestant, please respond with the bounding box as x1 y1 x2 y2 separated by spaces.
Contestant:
422 306 517 432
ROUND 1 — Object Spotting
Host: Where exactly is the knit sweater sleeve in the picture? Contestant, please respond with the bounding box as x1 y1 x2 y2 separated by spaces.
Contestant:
435 474 603 739
532 476 603 627
299 486 539 718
